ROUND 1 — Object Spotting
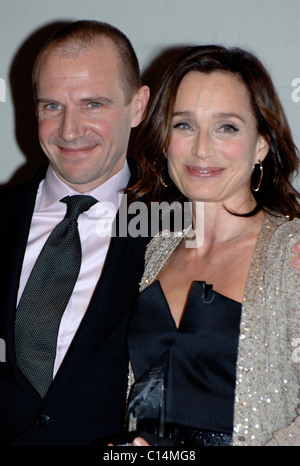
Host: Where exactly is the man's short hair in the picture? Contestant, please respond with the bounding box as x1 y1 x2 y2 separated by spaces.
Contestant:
32 20 142 104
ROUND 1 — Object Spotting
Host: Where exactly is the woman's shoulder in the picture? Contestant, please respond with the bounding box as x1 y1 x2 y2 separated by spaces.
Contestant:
262 212 300 278
265 212 300 245
144 230 184 262
140 230 184 291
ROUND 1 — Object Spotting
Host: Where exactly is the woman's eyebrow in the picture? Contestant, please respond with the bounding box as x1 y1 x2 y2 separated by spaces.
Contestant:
212 112 247 123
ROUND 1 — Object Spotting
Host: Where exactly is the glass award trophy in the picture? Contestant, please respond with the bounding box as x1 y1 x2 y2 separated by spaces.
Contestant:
93 355 178 446
124 359 176 446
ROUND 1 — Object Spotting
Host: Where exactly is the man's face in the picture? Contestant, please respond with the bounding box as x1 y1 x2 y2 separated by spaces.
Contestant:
36 41 147 192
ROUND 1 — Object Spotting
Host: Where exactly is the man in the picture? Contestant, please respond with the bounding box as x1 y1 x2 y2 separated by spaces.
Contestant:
0 20 149 446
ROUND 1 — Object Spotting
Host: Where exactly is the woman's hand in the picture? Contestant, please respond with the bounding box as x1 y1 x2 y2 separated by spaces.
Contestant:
265 409 300 446
132 437 150 446
107 437 150 446
292 241 300 268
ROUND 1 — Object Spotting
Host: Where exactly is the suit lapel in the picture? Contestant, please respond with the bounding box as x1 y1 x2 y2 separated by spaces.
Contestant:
0 166 47 378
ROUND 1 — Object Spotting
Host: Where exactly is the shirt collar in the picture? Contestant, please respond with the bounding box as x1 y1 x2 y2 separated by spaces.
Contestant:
39 160 130 211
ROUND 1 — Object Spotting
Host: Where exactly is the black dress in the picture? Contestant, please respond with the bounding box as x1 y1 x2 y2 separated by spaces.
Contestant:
127 281 241 446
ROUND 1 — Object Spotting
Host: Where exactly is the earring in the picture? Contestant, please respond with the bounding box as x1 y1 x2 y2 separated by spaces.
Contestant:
251 160 263 192
153 160 172 188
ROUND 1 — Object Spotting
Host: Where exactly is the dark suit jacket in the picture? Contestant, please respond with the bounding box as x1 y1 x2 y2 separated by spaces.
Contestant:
0 160 150 445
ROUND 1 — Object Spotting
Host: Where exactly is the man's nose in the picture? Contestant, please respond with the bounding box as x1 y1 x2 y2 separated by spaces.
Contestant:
59 108 85 141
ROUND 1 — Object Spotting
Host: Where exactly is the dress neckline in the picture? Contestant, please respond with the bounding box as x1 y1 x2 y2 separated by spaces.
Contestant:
150 280 241 330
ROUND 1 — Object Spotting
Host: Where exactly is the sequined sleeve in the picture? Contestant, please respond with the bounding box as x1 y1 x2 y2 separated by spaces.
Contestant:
133 214 300 445
233 213 300 446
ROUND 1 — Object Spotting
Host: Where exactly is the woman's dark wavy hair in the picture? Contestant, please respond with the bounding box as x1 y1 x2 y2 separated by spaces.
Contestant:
128 45 300 218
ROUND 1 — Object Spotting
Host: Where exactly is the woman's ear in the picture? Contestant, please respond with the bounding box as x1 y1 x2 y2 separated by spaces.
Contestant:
255 135 269 163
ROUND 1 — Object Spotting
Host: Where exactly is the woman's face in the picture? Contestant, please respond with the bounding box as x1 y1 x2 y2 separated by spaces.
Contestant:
166 71 269 208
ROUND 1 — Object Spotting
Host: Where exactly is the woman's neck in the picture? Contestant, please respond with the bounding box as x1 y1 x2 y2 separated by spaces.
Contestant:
189 198 264 250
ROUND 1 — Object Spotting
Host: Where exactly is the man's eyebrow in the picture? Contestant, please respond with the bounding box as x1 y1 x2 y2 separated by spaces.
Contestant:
79 96 114 105
36 96 114 105
36 98 56 105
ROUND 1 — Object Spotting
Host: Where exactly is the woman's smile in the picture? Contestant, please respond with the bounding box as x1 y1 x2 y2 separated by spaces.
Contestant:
186 165 225 177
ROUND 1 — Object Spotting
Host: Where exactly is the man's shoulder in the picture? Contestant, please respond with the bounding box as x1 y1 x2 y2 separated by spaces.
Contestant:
0 164 47 212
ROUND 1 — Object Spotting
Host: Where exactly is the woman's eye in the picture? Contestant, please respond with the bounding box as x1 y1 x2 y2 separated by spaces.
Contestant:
219 124 238 133
173 122 192 130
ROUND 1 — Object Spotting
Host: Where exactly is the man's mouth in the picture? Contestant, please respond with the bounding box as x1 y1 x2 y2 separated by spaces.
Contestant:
58 144 98 155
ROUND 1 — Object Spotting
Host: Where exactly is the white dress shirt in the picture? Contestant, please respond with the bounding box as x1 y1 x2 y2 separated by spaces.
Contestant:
17 161 130 376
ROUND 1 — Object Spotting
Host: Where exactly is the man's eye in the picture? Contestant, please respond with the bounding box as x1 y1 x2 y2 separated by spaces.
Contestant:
46 103 60 111
87 102 101 109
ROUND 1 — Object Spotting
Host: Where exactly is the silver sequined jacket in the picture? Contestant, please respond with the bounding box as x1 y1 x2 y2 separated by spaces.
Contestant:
137 213 300 446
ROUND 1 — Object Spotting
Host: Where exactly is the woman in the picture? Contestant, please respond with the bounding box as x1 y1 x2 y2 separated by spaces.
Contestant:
126 46 300 446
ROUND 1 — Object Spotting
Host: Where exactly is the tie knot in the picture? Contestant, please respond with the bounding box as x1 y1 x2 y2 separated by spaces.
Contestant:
61 195 97 221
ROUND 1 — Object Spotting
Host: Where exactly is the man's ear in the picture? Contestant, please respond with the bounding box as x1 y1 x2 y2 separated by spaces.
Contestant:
131 85 150 128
